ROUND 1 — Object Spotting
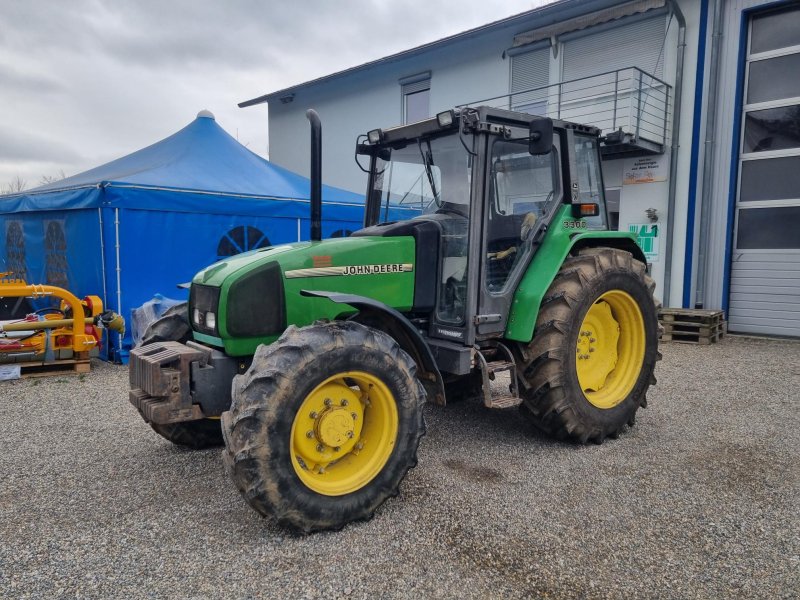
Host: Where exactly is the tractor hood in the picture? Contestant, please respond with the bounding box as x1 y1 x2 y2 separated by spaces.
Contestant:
190 236 416 356
192 236 415 288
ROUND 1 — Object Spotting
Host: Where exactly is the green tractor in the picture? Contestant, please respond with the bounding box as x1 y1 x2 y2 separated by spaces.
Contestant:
130 106 660 532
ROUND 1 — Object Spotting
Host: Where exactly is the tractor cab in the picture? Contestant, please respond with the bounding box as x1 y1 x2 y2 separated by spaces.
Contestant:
355 106 609 360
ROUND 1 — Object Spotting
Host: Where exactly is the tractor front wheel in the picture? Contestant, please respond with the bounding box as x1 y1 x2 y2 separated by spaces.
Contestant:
516 248 660 443
221 321 426 532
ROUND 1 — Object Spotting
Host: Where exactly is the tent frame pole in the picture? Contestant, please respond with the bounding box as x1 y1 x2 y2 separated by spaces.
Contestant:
97 207 108 308
114 208 123 358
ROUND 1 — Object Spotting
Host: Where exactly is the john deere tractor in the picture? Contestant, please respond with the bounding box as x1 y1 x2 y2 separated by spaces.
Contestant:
129 106 659 532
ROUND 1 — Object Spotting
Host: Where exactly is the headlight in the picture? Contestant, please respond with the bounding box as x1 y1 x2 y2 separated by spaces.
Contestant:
189 284 221 336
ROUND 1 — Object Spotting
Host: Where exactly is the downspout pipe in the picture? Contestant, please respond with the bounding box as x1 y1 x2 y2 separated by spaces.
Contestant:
694 0 724 307
663 0 686 306
306 109 323 242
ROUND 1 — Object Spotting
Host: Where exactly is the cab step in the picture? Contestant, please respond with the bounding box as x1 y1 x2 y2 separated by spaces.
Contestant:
486 395 523 409
476 344 523 410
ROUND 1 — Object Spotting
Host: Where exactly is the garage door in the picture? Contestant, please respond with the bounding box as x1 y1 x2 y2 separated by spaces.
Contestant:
729 4 800 337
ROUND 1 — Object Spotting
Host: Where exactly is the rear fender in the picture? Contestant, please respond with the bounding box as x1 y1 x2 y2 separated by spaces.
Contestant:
300 290 445 405
506 230 645 343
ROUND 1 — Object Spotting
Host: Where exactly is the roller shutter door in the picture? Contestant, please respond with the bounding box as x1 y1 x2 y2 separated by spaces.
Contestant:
729 4 800 337
561 15 666 81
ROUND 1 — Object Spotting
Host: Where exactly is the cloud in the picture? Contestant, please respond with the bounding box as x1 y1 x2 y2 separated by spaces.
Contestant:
0 126 83 163
0 64 62 94
0 0 541 187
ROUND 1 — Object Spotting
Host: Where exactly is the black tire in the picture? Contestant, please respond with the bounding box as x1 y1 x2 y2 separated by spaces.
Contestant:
443 370 483 403
515 247 660 443
140 302 192 346
140 301 224 449
221 320 426 533
149 419 224 450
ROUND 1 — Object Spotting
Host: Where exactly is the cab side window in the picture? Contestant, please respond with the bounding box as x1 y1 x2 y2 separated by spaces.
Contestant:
486 140 558 292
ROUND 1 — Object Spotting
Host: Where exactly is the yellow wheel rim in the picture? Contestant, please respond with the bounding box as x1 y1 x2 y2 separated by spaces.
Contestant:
290 371 399 496
576 290 645 409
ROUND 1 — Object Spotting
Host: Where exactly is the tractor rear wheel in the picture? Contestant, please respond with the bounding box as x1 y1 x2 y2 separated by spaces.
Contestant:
515 248 659 443
140 301 224 449
221 321 426 532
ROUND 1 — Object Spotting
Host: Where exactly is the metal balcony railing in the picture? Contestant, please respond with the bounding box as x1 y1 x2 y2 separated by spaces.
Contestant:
460 67 672 156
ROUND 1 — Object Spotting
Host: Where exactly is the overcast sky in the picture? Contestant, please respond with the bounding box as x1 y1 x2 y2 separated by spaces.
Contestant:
0 0 556 191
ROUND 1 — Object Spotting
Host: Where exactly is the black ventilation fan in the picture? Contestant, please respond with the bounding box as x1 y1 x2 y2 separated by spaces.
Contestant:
330 229 354 238
217 226 271 260
2 221 32 318
4 221 28 281
45 221 69 290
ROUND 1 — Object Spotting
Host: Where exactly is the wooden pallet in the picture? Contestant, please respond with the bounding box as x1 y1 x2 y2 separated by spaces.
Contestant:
0 358 91 379
658 308 726 345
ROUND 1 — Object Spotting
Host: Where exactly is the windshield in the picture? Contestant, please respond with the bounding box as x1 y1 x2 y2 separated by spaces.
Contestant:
371 134 471 222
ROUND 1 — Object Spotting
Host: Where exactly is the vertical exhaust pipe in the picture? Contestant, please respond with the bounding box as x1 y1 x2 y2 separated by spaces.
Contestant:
306 109 322 242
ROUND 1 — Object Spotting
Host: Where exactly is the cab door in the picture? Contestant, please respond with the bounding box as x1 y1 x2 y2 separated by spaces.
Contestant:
476 131 562 338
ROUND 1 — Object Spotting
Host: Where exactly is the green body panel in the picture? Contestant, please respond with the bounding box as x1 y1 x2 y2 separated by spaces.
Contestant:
505 205 640 342
191 237 416 356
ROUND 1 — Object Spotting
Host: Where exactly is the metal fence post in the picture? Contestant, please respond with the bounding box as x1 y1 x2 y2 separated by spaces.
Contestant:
634 69 642 141
612 70 619 131
557 81 562 119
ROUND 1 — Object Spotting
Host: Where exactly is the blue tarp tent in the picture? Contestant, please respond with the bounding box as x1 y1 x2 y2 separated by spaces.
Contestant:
0 110 406 362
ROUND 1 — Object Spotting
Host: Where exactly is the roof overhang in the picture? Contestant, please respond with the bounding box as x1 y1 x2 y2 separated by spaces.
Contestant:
511 0 665 48
239 0 634 109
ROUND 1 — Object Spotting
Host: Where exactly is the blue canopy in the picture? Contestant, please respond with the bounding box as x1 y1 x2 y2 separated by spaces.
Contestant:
0 111 417 362
2 110 366 214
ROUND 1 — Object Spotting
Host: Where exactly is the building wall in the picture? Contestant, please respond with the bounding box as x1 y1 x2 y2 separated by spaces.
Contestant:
267 24 520 196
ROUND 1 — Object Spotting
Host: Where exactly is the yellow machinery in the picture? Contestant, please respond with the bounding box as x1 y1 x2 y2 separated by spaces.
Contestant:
0 273 124 364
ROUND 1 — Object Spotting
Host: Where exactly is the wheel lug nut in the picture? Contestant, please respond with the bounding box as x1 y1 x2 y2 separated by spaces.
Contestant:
346 431 354 439
590 338 596 343
341 399 348 407
355 442 364 450
310 411 318 419
351 412 357 420
589 348 595 353
324 398 332 407
318 468 325 474
333 446 341 452
316 444 324 452
306 431 314 438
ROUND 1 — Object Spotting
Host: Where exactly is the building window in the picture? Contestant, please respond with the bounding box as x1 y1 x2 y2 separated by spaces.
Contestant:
510 47 549 115
400 72 431 123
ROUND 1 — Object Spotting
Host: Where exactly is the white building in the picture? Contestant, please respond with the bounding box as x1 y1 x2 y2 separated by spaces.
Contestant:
241 0 800 337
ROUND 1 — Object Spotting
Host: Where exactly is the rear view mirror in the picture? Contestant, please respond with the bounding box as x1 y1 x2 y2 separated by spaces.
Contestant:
529 118 553 155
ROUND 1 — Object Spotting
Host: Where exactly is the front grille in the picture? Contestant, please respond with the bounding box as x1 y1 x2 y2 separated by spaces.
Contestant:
226 261 285 337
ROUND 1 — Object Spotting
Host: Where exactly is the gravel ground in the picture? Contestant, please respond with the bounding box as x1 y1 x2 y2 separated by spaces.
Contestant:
0 335 798 599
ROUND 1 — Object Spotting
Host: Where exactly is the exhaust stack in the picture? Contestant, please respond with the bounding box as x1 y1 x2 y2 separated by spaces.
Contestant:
306 109 322 242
